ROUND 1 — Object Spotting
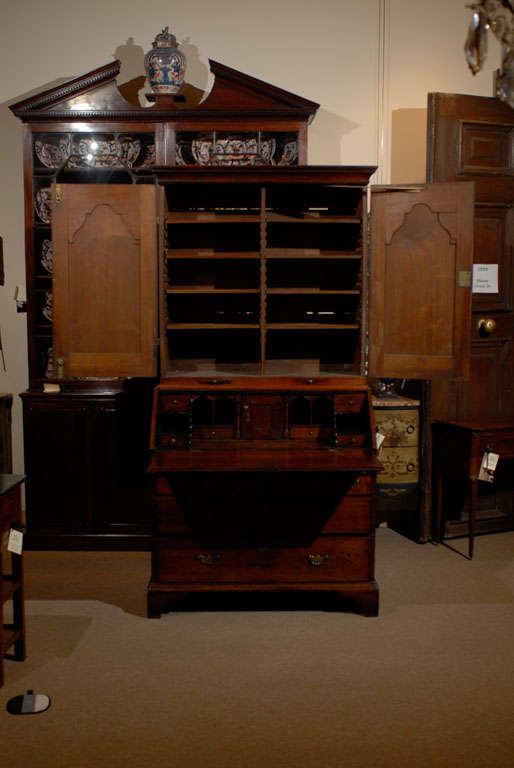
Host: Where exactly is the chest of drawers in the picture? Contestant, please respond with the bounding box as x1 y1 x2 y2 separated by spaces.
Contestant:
147 377 382 617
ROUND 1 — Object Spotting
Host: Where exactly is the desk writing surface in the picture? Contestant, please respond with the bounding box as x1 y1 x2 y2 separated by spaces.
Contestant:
148 447 383 473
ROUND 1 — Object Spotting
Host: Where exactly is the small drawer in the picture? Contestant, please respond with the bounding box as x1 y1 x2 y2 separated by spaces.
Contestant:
192 426 235 440
289 426 332 442
160 395 191 412
154 536 372 583
157 433 189 449
377 446 419 484
336 434 367 447
334 393 366 413
477 432 514 459
321 497 372 534
374 408 419 447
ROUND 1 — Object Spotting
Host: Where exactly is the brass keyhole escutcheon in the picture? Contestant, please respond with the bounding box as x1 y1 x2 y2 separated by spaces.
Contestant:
477 318 496 336
196 553 221 566
242 404 251 422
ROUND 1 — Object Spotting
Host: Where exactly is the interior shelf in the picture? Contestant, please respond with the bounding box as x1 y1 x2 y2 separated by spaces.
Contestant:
264 249 361 258
266 323 359 330
166 213 261 224
267 288 359 294
167 323 260 329
166 288 259 294
166 250 261 259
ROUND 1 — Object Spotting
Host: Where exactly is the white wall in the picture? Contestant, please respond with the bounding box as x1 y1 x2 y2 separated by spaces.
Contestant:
0 0 503 475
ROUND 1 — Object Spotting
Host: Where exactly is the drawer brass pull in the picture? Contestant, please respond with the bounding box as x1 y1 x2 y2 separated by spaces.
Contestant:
406 424 415 434
407 462 416 472
307 553 329 567
196 553 221 566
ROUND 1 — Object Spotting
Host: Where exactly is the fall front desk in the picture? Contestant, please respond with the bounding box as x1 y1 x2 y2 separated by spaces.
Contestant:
147 377 382 617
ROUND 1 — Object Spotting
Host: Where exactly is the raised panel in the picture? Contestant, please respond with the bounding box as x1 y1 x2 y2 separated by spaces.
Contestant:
23 403 90 530
369 183 473 379
454 340 514 420
472 206 513 313
240 395 284 439
460 123 514 175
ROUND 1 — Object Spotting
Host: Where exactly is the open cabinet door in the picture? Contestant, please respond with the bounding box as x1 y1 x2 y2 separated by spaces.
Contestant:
52 184 157 378
368 182 474 380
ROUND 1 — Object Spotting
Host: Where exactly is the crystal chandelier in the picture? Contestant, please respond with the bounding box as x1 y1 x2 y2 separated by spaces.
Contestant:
465 1 514 107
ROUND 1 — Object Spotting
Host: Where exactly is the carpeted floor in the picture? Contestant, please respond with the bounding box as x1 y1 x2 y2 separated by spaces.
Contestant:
1 527 513 768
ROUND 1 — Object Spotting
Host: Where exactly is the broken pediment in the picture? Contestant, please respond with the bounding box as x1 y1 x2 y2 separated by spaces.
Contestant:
10 58 319 122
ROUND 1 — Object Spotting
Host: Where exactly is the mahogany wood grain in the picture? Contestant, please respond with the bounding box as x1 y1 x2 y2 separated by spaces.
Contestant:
369 183 473 380
53 184 157 378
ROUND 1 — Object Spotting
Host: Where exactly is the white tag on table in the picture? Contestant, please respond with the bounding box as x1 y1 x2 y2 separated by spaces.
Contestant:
478 452 499 482
7 528 23 555
376 431 386 453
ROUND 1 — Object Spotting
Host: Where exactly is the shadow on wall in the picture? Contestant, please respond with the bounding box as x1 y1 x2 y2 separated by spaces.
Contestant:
114 36 209 107
390 108 428 184
308 109 359 164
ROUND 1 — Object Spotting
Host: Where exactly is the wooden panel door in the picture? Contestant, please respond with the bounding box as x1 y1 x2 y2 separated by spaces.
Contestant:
52 184 157 378
240 395 284 439
427 93 514 421
23 400 91 533
368 182 474 379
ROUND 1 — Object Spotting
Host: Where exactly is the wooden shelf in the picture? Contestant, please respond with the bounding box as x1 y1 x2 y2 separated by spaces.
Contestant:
166 212 261 223
167 323 260 330
265 249 361 259
266 212 360 223
266 323 359 330
166 288 259 294
166 250 261 259
267 288 360 295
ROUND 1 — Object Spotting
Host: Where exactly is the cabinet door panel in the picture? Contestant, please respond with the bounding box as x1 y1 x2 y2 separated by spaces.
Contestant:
369 183 473 379
240 395 284 439
23 404 90 530
53 184 157 378
428 92 514 419
454 340 514 421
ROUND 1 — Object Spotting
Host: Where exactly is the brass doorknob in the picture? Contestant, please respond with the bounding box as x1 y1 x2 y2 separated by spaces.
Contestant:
477 318 496 335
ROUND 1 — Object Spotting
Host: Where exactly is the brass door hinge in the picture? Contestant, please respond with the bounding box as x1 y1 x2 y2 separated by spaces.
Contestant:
55 184 63 204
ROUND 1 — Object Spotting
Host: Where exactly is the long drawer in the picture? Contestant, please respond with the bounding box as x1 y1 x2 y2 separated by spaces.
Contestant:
153 536 372 583
153 494 372 536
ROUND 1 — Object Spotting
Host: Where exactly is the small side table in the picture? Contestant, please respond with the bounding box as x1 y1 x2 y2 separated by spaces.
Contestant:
0 474 26 686
432 421 514 558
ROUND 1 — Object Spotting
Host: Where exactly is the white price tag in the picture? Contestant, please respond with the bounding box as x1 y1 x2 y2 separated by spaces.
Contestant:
376 430 386 453
7 528 23 555
472 264 499 293
478 452 500 482
487 452 499 471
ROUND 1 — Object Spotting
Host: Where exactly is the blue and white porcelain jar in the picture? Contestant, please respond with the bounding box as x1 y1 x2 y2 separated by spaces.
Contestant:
145 27 186 95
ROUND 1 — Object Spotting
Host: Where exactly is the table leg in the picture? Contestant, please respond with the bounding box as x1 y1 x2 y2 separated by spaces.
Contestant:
470 478 478 559
435 465 443 543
